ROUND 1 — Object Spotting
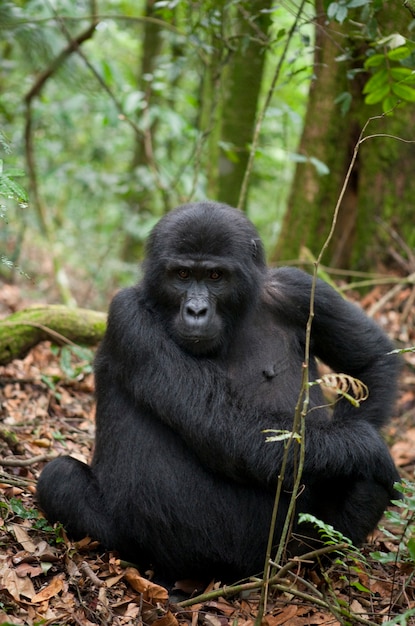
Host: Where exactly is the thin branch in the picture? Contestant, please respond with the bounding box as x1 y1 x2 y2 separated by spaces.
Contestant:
367 275 415 317
178 542 349 608
0 470 36 488
1 453 57 467
2 320 78 346
23 22 98 103
80 561 106 587
23 15 99 306
46 2 172 208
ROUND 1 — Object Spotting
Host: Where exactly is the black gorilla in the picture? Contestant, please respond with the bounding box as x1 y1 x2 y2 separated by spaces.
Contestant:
37 201 400 582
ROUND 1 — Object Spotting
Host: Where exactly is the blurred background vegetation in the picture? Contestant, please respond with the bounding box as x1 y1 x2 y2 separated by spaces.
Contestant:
1 0 415 309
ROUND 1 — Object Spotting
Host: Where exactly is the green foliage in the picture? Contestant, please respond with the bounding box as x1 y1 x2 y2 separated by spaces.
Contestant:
41 345 93 400
0 161 27 209
0 136 29 275
50 345 94 380
298 512 354 548
1 0 313 305
325 0 369 24
364 37 415 113
323 1 415 117
0 497 65 545
371 479 415 566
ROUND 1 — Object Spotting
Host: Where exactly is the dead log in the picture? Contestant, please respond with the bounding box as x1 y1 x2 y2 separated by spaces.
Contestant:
0 305 107 365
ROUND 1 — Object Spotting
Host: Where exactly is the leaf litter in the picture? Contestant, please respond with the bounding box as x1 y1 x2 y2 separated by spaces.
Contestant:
0 278 414 625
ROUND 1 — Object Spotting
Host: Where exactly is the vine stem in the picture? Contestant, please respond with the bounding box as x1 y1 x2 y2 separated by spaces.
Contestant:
256 111 413 625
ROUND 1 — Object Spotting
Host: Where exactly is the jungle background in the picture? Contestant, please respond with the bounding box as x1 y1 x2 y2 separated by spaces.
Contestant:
1 0 415 624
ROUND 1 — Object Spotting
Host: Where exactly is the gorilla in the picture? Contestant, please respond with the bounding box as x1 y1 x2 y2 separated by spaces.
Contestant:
37 201 400 583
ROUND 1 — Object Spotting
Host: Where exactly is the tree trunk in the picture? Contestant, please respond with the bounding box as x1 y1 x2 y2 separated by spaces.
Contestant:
217 0 272 209
272 1 415 271
122 0 165 262
0 306 106 365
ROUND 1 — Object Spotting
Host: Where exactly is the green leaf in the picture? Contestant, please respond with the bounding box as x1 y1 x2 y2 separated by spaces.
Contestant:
350 580 371 593
363 67 389 93
390 67 415 83
382 93 400 114
335 91 352 115
335 5 348 22
407 538 415 562
387 46 411 61
309 156 330 176
392 82 415 101
364 53 385 69
346 0 369 7
327 2 339 20
364 83 390 104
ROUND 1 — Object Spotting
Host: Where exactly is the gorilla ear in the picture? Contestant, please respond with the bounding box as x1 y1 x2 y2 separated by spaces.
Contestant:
251 238 265 264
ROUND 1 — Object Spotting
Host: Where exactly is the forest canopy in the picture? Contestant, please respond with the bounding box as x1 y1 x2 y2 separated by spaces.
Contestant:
1 0 415 308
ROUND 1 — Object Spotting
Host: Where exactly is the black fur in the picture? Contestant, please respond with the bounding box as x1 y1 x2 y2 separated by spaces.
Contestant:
37 201 400 582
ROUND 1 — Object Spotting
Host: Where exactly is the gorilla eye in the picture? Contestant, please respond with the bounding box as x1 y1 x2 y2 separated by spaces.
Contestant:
177 269 190 280
209 270 222 281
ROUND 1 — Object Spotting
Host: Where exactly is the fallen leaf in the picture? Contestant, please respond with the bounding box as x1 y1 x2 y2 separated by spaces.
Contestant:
8 523 37 552
124 567 168 602
31 574 64 603
15 562 43 578
2 566 36 601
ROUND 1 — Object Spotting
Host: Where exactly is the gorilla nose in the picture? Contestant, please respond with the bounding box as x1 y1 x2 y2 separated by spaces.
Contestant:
185 301 208 318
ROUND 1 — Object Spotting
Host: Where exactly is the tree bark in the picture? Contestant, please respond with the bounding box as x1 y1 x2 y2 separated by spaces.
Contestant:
272 1 415 271
0 306 106 365
217 0 272 209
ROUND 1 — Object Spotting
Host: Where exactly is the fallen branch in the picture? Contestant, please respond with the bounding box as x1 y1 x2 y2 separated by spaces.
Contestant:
178 542 349 608
1 453 58 467
0 470 36 488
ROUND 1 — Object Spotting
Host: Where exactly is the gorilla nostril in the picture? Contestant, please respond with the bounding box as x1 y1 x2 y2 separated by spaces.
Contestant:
186 302 208 318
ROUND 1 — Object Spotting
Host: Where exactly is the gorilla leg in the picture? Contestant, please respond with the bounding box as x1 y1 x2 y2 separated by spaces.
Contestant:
37 457 115 546
300 475 398 547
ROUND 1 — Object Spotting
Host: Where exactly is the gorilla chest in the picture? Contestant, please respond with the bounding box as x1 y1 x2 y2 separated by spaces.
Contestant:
225 316 304 407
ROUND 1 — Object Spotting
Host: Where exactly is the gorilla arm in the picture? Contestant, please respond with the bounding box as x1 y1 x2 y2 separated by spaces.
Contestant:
268 267 400 429
95 283 398 490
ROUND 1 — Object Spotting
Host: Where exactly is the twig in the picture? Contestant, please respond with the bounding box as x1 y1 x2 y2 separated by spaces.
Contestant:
2 320 78 346
0 470 36 488
1 453 57 467
367 273 415 317
80 561 106 587
23 23 98 103
178 542 348 608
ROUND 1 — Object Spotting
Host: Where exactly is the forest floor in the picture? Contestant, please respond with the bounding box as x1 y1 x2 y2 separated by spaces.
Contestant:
0 277 414 626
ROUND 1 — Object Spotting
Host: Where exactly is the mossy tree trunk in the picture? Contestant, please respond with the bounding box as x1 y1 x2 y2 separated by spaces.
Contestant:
272 1 415 271
217 0 272 210
0 306 106 365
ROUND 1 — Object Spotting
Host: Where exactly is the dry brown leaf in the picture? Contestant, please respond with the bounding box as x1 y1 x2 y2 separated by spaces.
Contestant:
123 602 141 619
264 604 298 625
0 611 23 625
124 566 169 602
2 566 36 601
105 573 125 588
15 562 43 578
203 615 224 626
204 599 235 617
31 574 64 603
8 523 37 552
151 611 179 626
391 428 415 466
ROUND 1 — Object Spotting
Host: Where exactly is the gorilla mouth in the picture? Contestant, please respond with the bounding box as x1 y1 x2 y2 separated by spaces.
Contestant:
178 331 221 354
